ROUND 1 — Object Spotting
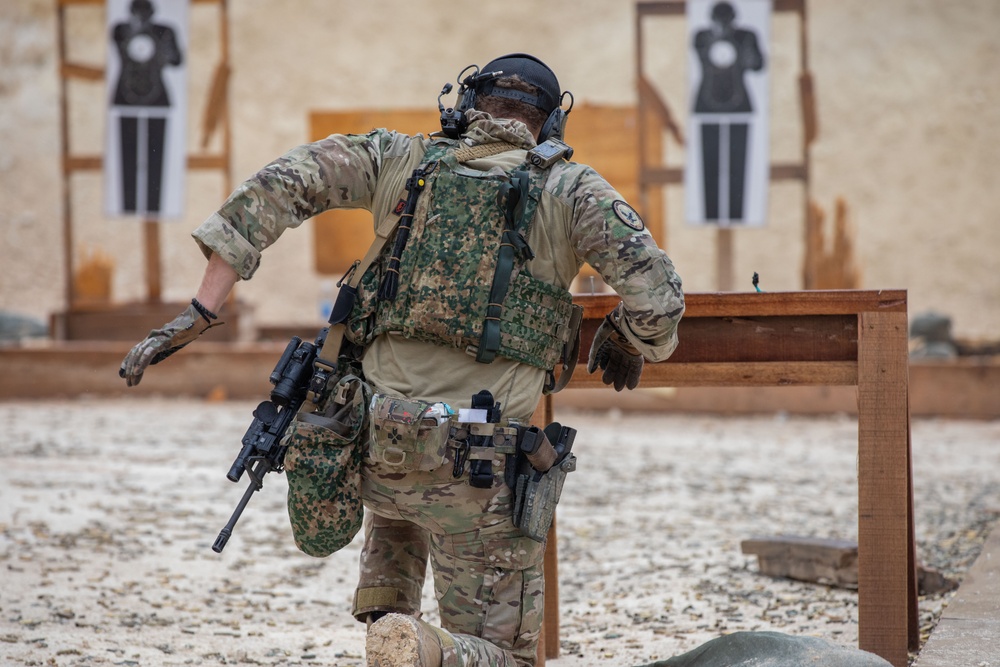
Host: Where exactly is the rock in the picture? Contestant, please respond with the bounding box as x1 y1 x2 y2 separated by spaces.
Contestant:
640 631 893 667
742 534 959 595
741 535 859 588
909 312 958 358
0 311 47 341
910 312 953 343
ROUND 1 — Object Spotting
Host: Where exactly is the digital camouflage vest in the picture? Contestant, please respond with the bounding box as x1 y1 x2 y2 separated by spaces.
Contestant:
346 141 576 370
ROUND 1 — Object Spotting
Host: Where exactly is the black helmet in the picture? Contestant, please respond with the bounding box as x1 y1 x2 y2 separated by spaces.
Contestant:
438 53 572 141
474 53 562 115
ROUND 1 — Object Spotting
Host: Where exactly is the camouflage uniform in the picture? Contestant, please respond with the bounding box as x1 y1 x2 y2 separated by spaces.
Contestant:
192 109 684 667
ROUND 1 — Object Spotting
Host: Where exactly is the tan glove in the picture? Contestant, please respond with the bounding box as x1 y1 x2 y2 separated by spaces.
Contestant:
587 302 644 391
119 299 220 387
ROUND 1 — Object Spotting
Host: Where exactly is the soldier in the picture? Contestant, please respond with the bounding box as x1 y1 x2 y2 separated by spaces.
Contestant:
120 53 684 667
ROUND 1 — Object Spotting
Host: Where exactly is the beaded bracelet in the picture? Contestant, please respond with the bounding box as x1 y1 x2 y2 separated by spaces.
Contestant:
191 297 219 322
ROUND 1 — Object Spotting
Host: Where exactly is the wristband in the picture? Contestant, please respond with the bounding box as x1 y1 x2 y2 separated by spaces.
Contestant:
191 297 218 323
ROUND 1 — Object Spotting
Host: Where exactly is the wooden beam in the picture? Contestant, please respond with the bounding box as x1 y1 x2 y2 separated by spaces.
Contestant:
61 62 103 81
578 315 859 366
65 155 102 172
64 154 227 172
856 310 915 667
59 0 224 4
641 163 807 186
570 361 857 389
636 0 804 16
636 1 686 18
188 154 228 170
201 63 230 149
640 166 684 185
572 290 908 320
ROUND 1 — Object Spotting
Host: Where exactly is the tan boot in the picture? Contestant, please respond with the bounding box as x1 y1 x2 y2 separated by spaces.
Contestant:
366 613 445 667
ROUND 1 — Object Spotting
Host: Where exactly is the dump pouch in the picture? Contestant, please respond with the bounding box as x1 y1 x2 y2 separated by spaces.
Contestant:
283 374 371 557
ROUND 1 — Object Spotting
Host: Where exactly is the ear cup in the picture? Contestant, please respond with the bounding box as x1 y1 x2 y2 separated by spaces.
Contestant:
450 88 477 137
458 87 477 115
440 82 478 139
538 108 568 143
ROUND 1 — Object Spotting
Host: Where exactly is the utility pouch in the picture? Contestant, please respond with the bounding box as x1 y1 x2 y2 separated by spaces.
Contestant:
283 374 370 557
368 394 453 472
511 423 577 542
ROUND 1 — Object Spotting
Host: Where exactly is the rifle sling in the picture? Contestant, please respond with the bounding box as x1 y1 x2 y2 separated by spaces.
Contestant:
312 225 394 377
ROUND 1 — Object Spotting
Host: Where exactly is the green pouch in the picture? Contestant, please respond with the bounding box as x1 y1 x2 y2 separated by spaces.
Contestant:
283 375 370 557
368 393 453 472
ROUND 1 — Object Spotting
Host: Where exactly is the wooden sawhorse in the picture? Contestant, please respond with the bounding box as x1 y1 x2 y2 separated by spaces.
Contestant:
536 290 917 667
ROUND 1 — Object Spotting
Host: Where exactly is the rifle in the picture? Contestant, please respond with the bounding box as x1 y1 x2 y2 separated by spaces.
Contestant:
210 217 386 553
212 331 324 553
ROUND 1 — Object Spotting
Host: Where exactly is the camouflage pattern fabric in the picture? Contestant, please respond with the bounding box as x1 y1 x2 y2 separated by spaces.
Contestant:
368 393 452 472
354 513 430 620
283 375 370 558
361 452 545 667
364 153 574 370
283 416 364 557
191 113 683 375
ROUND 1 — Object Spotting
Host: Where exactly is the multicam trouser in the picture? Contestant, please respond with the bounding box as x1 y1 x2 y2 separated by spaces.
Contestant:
353 447 546 667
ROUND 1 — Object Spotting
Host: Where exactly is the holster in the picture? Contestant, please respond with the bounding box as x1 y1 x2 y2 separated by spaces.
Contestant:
509 423 577 542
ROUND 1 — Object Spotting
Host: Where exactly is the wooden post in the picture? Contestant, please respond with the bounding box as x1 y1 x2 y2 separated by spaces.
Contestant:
57 1 75 309
716 228 734 291
799 0 816 288
535 393 556 666
856 310 914 667
143 220 162 302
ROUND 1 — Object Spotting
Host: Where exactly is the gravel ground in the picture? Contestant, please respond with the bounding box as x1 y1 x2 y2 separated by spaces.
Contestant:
1 399 997 666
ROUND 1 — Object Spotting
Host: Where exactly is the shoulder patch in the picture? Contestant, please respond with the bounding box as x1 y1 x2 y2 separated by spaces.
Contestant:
612 200 644 231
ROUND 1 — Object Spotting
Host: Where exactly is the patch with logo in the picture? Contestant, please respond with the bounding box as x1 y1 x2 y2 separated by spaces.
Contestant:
393 199 407 216
612 200 644 231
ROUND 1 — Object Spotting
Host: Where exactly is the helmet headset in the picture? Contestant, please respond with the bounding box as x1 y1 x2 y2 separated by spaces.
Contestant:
438 53 574 142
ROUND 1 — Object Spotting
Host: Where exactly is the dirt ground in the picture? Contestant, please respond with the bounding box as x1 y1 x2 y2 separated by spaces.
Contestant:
1 399 997 666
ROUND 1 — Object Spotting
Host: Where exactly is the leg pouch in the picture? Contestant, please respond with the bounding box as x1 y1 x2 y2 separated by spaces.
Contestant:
283 374 370 557
368 393 453 472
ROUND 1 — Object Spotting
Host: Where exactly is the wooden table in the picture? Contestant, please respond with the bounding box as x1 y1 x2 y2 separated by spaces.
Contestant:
536 290 917 667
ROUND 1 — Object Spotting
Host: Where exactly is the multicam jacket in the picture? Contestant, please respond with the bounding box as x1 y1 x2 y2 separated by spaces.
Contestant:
192 110 684 420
